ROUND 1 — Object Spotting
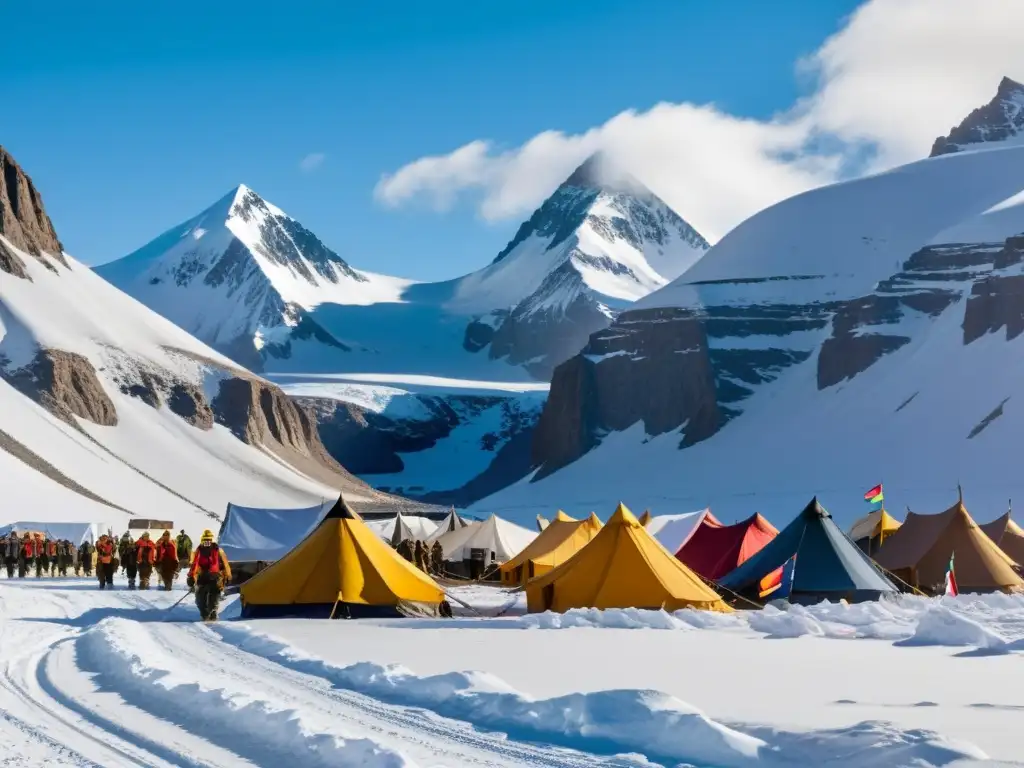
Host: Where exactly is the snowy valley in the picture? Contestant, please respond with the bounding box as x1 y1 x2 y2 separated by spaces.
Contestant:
96 153 708 503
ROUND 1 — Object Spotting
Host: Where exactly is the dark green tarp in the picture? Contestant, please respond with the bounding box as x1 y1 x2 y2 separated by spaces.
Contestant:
718 497 898 604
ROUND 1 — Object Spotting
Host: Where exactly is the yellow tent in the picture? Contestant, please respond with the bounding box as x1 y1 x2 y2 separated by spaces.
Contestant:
500 511 601 586
849 508 901 555
525 503 731 613
240 495 445 618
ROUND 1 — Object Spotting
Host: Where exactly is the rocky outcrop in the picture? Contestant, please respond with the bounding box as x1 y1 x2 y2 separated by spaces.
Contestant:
0 147 65 269
962 236 1024 344
931 77 1024 157
168 383 214 430
4 349 118 427
0 238 29 279
533 307 721 476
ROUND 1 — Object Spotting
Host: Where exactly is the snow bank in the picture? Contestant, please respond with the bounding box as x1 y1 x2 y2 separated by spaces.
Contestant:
897 607 1010 652
212 623 764 767
76 619 415 768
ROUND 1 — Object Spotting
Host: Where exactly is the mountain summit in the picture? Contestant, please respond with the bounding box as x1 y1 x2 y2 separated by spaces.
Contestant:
453 153 710 376
931 76 1024 157
96 184 409 370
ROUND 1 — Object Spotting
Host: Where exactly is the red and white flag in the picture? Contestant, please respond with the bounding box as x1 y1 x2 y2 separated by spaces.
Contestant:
944 552 958 597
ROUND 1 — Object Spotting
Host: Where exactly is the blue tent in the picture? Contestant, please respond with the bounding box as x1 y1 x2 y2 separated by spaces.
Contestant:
718 497 898 604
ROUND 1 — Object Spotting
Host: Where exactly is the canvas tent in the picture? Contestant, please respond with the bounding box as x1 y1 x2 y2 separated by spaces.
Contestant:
645 509 719 555
0 521 106 545
849 509 902 555
719 498 898 603
218 497 337 563
637 510 652 526
434 514 536 578
366 512 437 547
525 503 730 613
874 498 1023 593
980 511 1024 569
240 495 445 619
425 508 468 543
677 513 779 580
499 511 602 586
536 515 549 532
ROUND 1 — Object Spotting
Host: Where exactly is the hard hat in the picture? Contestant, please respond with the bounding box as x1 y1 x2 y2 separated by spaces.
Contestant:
201 529 214 542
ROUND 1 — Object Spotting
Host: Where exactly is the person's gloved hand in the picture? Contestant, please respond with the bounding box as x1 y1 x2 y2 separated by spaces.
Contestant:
186 575 195 589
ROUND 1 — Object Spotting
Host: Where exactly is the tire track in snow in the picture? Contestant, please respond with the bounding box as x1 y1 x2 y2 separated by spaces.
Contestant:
150 621 639 768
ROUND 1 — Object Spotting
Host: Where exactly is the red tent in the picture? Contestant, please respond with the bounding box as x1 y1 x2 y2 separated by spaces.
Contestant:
676 513 779 581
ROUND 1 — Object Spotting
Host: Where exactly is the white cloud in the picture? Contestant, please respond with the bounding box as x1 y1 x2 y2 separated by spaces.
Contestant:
299 152 326 173
374 0 1024 242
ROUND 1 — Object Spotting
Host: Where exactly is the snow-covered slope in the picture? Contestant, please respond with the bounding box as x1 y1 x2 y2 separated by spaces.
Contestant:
474 132 1024 528
96 184 412 371
98 154 709 381
0 148 413 534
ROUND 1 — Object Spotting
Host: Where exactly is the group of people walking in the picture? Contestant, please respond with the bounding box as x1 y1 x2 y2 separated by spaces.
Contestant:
1 526 232 622
2 533 89 578
93 529 193 591
396 538 445 576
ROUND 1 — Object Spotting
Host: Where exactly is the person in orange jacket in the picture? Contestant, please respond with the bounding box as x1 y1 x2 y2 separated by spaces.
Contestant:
95 534 116 589
187 530 231 621
19 533 36 578
135 532 157 590
154 531 178 591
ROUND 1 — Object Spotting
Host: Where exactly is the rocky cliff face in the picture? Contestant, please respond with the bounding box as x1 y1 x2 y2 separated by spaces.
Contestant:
531 233 1022 475
931 77 1024 156
0 146 65 273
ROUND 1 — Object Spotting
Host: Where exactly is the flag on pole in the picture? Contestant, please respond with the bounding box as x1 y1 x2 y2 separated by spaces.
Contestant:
759 555 797 600
864 484 884 504
944 552 959 597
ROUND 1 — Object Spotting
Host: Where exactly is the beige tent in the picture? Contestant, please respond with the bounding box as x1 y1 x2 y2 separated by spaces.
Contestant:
980 511 1024 569
874 497 1023 593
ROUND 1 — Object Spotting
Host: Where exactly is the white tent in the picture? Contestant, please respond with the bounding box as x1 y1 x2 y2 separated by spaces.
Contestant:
645 509 714 554
366 512 438 546
425 508 469 543
218 497 337 562
435 514 536 564
0 521 108 545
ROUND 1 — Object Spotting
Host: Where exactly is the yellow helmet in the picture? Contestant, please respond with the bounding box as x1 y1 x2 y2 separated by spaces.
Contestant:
201 529 214 543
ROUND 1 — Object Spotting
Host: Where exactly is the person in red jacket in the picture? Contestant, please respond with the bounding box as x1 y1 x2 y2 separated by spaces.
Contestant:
19 533 36 578
187 530 232 621
135 532 157 590
154 531 178 591
95 534 115 589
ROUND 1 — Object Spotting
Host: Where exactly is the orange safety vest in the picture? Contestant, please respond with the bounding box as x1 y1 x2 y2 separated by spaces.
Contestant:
96 540 113 564
191 544 221 576
136 540 156 565
22 540 35 558
156 541 177 563
46 540 57 557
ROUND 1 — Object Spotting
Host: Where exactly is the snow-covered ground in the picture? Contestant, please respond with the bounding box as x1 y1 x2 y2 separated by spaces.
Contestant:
0 578 1020 766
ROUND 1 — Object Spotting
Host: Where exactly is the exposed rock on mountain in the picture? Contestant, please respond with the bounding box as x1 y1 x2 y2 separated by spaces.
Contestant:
931 76 1024 156
0 146 63 263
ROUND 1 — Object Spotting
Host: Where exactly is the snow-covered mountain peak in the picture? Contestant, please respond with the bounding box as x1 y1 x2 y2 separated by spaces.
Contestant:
931 76 1024 157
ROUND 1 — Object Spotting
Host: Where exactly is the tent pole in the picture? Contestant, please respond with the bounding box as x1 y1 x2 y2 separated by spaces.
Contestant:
329 597 341 620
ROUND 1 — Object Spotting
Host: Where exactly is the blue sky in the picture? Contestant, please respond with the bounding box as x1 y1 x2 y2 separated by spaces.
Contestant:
4 0 862 280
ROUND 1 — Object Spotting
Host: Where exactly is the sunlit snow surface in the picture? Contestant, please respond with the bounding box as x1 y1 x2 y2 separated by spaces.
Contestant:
0 579 1018 766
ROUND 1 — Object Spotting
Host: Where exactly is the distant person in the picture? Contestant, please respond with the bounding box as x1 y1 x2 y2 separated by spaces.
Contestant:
155 531 178 591
3 535 17 578
175 529 193 572
56 539 73 577
136 533 157 590
187 530 231 622
118 532 133 573
35 535 49 578
79 540 95 577
415 540 430 572
95 535 116 589
122 536 139 589
430 541 444 576
19 533 36 578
